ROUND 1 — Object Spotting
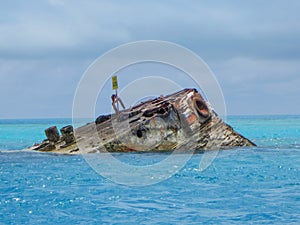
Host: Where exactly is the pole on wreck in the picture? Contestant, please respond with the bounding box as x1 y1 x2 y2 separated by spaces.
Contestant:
112 75 119 110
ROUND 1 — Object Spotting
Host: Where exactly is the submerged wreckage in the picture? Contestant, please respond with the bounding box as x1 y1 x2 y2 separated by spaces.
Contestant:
29 88 255 154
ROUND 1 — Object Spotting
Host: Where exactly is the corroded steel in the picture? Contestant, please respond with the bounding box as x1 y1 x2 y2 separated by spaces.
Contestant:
28 88 255 154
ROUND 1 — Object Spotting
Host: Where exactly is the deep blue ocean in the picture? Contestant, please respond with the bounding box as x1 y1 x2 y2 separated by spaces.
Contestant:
0 116 299 224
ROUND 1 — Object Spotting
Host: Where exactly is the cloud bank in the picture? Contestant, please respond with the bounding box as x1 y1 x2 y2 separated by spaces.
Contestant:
0 0 299 118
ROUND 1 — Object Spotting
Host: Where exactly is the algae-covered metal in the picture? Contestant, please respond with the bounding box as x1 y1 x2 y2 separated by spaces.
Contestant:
28 88 255 154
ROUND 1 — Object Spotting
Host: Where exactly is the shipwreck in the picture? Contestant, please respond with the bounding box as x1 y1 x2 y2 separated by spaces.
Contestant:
29 88 255 154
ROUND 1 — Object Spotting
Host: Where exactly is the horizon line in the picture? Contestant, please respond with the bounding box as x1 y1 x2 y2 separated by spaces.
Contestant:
0 114 300 120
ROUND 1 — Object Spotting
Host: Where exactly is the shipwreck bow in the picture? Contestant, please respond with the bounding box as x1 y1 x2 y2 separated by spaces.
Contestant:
29 88 255 154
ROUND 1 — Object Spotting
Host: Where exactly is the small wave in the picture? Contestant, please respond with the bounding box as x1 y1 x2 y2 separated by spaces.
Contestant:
0 149 36 154
0 149 24 152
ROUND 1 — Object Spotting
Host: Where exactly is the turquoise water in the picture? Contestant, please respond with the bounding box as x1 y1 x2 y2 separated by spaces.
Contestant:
0 116 299 224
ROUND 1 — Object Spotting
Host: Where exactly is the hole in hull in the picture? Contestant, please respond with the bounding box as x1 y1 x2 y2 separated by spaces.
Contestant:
193 98 210 119
136 129 143 138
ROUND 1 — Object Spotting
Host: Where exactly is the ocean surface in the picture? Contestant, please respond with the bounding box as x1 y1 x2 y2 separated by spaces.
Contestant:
0 116 299 224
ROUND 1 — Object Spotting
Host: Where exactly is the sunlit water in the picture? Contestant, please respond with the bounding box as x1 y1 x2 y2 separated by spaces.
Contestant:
0 116 299 224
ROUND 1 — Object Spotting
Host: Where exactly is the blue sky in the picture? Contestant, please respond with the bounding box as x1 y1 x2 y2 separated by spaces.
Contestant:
0 0 299 118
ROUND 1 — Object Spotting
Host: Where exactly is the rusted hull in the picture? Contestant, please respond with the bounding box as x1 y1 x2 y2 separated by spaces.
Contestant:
28 89 255 154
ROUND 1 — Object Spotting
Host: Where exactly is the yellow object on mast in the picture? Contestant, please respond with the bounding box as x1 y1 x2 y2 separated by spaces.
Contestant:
112 76 119 111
